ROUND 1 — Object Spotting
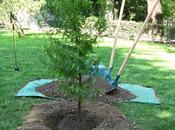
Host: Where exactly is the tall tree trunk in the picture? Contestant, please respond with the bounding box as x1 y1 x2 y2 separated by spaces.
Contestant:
105 0 115 21
147 0 162 24
147 0 163 41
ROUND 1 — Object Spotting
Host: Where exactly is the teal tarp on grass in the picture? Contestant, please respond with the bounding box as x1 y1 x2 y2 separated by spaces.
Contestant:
16 79 160 104
119 83 160 104
16 79 54 98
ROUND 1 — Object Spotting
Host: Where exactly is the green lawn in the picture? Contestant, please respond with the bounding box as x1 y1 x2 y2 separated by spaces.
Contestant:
0 31 175 130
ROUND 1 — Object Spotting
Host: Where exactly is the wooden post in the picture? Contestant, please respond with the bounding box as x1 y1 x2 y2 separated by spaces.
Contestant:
10 12 19 71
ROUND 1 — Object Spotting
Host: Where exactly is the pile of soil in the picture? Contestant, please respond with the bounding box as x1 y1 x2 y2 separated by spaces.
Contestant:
18 100 132 130
36 77 136 104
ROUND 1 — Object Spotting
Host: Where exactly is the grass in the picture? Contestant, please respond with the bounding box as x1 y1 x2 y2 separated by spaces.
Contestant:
0 31 175 130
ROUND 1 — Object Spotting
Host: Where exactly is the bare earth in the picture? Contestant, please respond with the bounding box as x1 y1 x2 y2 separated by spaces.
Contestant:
18 101 132 130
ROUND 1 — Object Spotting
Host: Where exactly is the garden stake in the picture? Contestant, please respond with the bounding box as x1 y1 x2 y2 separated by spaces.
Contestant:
10 12 19 71
105 0 160 94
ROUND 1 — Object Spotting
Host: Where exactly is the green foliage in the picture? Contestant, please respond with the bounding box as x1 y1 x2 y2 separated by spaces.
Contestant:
113 0 175 21
167 25 175 39
46 37 99 78
119 0 147 21
162 0 175 19
45 0 106 103
59 77 100 102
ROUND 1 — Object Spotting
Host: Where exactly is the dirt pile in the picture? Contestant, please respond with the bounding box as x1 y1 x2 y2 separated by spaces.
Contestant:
36 77 136 104
18 101 132 130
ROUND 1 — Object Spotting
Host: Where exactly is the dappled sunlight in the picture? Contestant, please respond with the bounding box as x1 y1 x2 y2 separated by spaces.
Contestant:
142 52 175 70
157 53 175 69
132 53 155 60
132 52 175 70
157 111 172 119
99 37 133 48
0 32 13 37
99 38 175 71
0 47 6 50
25 47 40 49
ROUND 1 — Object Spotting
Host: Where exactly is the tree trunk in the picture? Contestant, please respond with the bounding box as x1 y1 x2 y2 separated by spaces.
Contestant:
77 99 81 123
147 0 163 41
147 0 162 24
77 73 82 123
105 0 115 21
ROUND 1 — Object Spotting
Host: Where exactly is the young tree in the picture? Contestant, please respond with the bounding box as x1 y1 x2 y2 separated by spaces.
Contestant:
0 0 45 35
45 0 106 122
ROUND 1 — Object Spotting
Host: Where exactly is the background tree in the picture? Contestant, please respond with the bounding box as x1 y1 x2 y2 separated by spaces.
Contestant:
105 0 115 21
45 0 106 122
0 0 45 33
105 0 174 22
147 0 162 24
115 0 147 21
162 0 175 19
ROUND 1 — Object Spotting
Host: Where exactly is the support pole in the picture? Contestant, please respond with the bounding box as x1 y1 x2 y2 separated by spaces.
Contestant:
10 12 19 71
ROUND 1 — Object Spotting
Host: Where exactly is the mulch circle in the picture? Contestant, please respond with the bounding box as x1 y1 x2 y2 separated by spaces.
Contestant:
36 77 136 104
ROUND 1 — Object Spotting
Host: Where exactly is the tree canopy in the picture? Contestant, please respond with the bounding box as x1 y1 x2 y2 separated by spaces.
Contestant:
162 0 175 19
0 0 45 22
111 0 175 21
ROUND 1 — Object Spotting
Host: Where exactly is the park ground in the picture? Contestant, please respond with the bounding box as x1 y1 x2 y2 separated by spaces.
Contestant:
0 31 175 130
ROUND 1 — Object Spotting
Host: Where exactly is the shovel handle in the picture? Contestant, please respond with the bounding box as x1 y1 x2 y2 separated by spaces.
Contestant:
109 0 126 68
117 0 159 75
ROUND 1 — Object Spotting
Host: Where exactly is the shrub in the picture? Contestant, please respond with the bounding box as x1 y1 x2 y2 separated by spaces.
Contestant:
167 25 175 40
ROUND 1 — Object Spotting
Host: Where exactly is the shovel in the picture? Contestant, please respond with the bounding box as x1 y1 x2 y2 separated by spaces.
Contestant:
96 0 126 80
105 0 160 94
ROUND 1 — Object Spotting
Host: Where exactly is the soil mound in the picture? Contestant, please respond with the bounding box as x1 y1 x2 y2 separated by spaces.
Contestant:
36 77 136 104
18 101 132 130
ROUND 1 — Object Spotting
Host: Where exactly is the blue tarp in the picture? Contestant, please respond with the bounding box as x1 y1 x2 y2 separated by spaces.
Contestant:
16 79 54 98
119 83 160 104
16 79 160 104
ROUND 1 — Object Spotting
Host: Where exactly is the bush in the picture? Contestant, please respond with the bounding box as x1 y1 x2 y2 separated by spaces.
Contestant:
105 20 143 39
167 25 175 40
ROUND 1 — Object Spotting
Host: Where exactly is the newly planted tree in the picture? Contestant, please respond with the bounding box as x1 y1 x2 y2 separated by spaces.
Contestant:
45 0 106 122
